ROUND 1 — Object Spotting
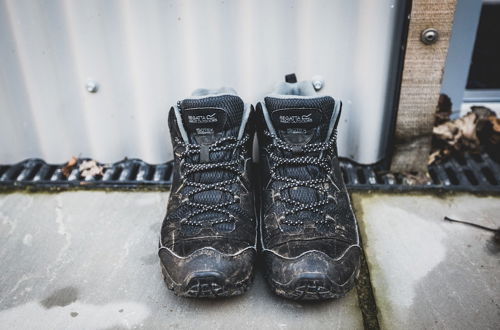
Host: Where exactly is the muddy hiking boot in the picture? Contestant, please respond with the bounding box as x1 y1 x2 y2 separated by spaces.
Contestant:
159 88 257 298
256 76 361 300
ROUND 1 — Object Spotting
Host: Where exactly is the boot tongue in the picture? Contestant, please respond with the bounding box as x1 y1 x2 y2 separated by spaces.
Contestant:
265 96 335 145
180 95 244 145
178 95 245 228
265 96 336 225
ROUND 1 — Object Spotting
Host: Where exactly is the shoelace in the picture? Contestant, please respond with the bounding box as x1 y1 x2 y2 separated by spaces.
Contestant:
176 134 250 227
265 130 339 226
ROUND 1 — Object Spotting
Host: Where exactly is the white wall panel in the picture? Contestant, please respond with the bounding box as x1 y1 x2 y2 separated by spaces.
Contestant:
0 0 405 164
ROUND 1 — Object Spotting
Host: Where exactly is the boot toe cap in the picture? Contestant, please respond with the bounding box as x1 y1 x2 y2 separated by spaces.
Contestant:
159 245 256 298
263 243 361 300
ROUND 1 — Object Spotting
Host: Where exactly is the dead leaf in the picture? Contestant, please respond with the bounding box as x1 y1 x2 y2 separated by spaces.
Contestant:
61 156 78 177
433 121 460 143
428 151 439 165
490 116 500 133
430 105 499 164
435 94 452 125
79 160 104 178
401 172 432 186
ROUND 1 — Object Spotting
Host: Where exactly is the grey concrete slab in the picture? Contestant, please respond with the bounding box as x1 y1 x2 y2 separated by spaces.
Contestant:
353 192 500 330
0 191 363 330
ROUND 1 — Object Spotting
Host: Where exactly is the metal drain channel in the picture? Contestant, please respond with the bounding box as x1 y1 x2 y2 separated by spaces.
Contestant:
0 158 173 190
343 153 500 192
0 153 499 192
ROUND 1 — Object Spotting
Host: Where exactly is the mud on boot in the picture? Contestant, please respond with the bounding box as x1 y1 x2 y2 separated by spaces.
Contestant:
159 89 257 298
256 78 361 300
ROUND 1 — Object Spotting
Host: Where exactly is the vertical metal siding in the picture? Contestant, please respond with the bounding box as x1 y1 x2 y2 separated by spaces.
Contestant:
0 0 404 164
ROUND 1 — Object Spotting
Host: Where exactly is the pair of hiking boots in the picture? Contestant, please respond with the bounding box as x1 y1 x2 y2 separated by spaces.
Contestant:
158 77 361 300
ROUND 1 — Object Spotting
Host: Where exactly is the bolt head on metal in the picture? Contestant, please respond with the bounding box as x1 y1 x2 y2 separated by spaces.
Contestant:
311 75 324 91
86 80 98 93
421 28 439 45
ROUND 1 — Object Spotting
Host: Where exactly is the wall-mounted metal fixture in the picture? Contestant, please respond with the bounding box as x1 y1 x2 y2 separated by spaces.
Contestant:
86 80 99 93
312 75 324 91
421 28 439 45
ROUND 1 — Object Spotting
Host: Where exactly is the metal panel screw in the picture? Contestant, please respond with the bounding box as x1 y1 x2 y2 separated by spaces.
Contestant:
421 28 439 45
312 75 324 91
86 80 98 93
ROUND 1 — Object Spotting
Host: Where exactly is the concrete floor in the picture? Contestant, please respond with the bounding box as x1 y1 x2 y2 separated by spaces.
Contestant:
0 191 498 329
0 192 362 330
353 192 500 330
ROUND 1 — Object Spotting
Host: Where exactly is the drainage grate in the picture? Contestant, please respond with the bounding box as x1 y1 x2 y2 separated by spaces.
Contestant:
0 158 173 191
342 152 500 192
0 153 499 192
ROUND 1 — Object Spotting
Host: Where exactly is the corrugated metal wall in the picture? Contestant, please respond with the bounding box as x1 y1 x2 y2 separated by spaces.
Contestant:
0 0 404 164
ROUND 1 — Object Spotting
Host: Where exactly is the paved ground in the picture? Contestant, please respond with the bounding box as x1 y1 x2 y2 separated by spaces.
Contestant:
353 192 500 330
0 192 362 330
0 191 498 329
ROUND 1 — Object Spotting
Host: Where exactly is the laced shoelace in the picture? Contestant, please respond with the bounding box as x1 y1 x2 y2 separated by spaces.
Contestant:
175 134 250 227
265 130 339 226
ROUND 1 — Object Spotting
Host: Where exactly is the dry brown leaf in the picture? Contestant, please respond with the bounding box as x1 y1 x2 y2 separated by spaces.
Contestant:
435 94 452 125
79 160 104 178
456 113 479 143
429 106 499 164
61 156 78 177
489 116 500 133
433 121 460 143
401 172 432 186
428 150 442 165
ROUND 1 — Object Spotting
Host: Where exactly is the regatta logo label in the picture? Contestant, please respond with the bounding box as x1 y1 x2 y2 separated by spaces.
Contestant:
271 108 321 129
279 113 313 124
182 107 226 133
187 113 218 124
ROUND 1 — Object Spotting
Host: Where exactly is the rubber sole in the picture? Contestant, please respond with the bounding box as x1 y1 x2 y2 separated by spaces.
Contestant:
267 270 358 301
161 262 254 298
